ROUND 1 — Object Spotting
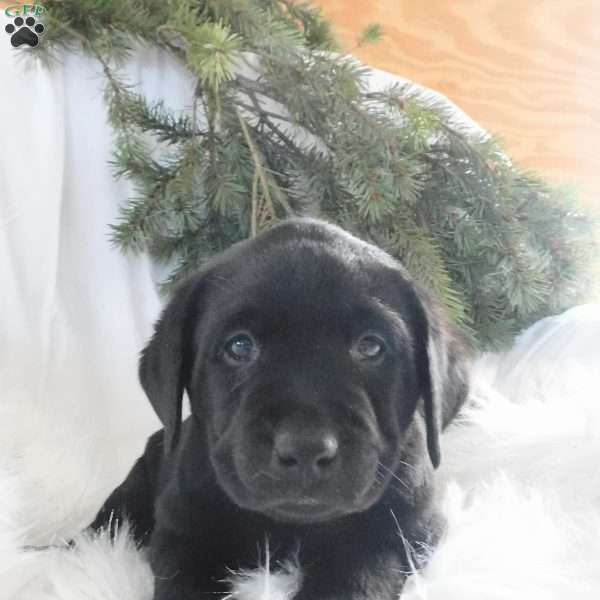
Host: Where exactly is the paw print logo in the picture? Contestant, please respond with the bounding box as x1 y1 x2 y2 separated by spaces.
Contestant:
5 15 45 48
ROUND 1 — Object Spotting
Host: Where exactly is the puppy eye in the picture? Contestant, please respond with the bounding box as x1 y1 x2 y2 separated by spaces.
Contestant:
353 335 385 360
224 334 257 363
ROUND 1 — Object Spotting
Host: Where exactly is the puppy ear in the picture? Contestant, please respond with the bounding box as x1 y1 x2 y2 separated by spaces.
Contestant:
412 285 469 469
139 277 203 453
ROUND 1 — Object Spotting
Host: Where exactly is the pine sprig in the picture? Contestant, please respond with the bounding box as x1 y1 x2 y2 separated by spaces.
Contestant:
357 23 383 48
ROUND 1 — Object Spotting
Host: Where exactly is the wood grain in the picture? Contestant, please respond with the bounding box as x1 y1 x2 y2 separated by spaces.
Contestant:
316 0 600 211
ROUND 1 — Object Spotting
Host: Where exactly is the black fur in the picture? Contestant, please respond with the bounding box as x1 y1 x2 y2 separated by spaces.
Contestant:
90 219 469 599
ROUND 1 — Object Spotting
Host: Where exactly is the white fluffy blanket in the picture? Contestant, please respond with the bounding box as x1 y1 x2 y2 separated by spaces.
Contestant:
2 304 600 600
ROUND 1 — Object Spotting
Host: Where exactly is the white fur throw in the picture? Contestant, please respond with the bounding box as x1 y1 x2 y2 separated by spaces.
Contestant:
2 305 600 600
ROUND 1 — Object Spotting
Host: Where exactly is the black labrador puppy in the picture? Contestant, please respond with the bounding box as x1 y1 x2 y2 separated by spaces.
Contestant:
91 218 469 600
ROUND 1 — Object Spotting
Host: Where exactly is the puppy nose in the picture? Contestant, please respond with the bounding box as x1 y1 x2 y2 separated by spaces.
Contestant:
273 430 339 474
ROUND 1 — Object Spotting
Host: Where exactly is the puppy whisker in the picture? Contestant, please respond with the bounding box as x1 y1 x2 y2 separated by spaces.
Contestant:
377 461 410 491
396 458 419 474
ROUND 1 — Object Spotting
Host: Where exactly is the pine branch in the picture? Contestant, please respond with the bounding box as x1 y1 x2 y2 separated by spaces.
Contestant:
37 0 599 349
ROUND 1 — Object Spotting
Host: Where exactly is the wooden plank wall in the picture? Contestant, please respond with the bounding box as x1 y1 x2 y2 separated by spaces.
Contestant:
316 0 600 211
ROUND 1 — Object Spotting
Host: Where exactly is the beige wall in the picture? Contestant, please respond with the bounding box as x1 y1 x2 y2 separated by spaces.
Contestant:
317 0 600 211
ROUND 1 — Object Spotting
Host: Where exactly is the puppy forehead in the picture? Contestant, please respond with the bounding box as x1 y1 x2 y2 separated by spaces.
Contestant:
209 265 354 330
204 236 413 335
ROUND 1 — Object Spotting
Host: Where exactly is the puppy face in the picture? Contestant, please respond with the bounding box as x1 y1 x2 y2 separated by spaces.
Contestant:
140 220 467 524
